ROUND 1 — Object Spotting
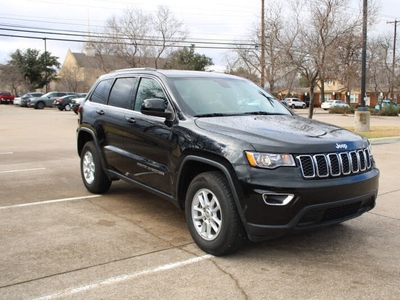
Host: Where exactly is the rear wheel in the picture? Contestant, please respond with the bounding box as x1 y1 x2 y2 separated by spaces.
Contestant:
185 171 244 256
64 104 71 111
80 141 111 193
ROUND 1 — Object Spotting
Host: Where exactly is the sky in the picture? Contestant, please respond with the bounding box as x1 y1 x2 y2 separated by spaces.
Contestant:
0 0 399 67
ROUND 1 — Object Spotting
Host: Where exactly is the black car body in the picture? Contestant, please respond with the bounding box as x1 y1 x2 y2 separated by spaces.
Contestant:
53 93 87 111
77 69 379 255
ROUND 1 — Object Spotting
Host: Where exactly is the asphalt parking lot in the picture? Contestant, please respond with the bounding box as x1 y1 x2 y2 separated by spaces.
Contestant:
1 105 399 299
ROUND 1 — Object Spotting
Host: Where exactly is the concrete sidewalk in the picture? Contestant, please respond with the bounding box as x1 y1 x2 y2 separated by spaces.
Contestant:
297 109 400 145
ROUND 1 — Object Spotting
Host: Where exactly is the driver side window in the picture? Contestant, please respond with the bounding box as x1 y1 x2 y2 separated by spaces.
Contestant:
135 78 166 111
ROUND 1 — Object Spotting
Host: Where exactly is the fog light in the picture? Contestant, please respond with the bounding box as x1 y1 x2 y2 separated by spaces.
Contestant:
262 193 294 206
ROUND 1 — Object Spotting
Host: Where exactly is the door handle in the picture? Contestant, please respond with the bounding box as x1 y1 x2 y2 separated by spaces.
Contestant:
96 110 105 115
125 117 136 123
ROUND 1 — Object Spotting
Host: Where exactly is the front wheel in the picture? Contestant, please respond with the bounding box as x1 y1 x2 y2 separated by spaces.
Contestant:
64 104 71 111
185 171 244 256
80 141 111 193
36 102 45 109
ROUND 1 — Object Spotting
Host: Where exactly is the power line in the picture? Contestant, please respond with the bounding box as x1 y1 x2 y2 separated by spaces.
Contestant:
0 25 257 50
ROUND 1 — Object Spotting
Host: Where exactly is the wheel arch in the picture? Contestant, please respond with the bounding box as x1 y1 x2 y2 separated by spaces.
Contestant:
77 128 97 157
176 155 247 227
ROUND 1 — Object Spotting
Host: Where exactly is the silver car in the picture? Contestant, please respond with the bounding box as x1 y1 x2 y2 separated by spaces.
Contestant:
28 92 75 109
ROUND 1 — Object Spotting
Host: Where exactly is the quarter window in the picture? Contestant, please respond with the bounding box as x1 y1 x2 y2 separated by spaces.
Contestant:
91 79 113 104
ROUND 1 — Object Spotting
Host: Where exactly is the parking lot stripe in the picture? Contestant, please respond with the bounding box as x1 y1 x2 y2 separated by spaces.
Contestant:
0 167 46 174
0 195 101 210
33 254 213 300
0 151 13 155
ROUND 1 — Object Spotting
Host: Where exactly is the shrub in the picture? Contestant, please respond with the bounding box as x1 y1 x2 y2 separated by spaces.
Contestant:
329 106 354 114
378 105 399 116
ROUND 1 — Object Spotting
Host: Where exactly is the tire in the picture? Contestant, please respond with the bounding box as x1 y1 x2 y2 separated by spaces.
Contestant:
291 105 295 109
36 102 45 109
185 171 244 256
64 104 71 111
80 141 111 194
302 104 306 109
58 107 63 111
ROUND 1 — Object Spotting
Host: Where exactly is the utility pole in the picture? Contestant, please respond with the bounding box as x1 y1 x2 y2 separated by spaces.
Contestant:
43 38 48 93
387 20 398 102
354 0 370 132
359 0 367 110
260 0 265 89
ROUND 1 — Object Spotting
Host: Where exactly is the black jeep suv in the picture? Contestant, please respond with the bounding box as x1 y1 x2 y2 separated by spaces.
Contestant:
77 68 379 256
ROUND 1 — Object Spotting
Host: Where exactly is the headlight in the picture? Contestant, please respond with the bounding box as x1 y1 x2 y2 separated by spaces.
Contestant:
245 151 295 168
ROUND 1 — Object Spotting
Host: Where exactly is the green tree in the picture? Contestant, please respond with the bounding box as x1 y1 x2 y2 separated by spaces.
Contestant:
164 45 213 71
9 48 60 90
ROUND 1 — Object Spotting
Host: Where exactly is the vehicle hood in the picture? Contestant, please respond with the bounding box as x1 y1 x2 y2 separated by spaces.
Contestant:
194 115 368 153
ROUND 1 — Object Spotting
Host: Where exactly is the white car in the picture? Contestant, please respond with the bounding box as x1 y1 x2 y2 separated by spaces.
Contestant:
283 98 306 109
321 100 349 110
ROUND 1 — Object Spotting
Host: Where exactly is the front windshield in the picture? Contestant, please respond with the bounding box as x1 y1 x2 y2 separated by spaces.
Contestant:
169 77 290 117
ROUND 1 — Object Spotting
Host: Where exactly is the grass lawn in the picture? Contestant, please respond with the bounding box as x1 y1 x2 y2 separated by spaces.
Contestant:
343 126 400 139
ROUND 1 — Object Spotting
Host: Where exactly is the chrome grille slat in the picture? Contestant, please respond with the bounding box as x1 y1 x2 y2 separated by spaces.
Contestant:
297 147 373 179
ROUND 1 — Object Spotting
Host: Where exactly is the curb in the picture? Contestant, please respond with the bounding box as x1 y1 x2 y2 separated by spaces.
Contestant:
369 136 400 145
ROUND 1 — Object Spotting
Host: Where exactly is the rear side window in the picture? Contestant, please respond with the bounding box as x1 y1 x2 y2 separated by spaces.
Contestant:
108 77 137 109
91 79 113 104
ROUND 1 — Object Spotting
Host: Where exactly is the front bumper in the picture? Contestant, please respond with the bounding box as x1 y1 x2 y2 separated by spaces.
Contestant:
235 166 379 241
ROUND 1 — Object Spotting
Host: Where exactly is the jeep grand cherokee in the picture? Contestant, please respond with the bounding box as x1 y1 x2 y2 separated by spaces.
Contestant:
77 68 379 256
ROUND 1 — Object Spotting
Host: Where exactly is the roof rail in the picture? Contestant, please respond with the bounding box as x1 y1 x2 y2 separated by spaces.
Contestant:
111 67 157 73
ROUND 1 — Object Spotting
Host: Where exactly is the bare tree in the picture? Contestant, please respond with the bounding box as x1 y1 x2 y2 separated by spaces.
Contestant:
367 35 393 99
230 1 289 94
57 65 89 92
151 5 188 68
85 6 187 69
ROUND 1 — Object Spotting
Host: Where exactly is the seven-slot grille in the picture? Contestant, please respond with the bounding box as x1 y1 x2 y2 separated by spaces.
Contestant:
296 147 372 179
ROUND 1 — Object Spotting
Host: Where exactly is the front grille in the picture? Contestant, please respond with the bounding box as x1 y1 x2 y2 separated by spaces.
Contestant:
297 147 372 179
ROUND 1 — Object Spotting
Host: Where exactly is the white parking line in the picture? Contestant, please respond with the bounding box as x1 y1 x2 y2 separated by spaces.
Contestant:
0 167 46 174
0 195 101 210
34 254 213 300
0 151 13 155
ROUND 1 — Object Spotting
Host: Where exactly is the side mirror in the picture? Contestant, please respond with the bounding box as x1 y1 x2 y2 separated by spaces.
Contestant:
141 98 173 119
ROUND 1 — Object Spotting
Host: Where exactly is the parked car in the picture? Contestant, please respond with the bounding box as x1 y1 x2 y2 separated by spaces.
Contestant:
28 92 75 109
77 69 379 256
0 92 15 104
321 100 350 110
71 96 87 114
374 100 398 110
13 97 21 106
282 98 306 109
19 92 45 107
53 93 86 111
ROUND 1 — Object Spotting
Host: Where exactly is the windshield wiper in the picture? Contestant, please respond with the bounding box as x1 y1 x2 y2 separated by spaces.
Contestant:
243 111 286 115
194 113 233 117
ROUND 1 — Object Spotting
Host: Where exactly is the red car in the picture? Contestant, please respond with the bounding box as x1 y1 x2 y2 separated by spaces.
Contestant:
0 92 15 104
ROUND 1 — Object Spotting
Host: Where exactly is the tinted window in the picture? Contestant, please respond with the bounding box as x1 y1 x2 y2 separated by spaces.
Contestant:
91 79 113 104
108 77 137 109
135 78 166 111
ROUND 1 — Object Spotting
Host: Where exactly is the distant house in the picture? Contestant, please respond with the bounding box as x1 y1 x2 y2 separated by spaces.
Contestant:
56 50 169 92
55 50 129 92
276 79 396 108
